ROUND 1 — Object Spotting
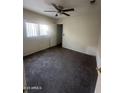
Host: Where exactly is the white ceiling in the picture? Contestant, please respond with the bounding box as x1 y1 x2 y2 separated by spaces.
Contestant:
23 0 100 19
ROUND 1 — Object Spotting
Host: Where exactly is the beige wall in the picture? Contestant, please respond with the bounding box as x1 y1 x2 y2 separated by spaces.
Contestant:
58 12 100 56
23 9 57 56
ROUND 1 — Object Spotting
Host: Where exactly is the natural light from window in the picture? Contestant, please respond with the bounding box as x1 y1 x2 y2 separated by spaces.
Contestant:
40 25 48 36
26 22 38 37
25 22 48 37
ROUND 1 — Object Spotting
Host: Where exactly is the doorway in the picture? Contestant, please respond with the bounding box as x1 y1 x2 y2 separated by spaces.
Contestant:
57 24 63 46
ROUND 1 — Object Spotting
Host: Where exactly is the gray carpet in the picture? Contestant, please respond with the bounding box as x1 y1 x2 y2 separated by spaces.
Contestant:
24 46 97 93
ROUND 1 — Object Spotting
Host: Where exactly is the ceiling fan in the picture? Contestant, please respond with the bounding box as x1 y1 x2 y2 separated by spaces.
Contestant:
44 3 74 16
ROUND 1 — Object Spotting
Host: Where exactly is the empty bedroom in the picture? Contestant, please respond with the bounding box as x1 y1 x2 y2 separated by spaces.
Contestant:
23 0 101 93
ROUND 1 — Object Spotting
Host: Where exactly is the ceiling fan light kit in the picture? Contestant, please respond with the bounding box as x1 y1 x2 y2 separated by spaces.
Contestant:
44 0 96 17
44 3 74 17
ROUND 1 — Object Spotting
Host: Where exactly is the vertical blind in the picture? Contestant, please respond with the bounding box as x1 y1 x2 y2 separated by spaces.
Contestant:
25 22 48 37
39 25 48 36
26 23 38 37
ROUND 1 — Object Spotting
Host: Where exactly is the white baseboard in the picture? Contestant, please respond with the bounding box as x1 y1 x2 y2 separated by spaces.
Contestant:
62 46 97 56
23 44 57 56
96 53 101 68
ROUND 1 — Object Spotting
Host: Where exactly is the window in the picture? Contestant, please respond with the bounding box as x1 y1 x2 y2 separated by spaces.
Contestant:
26 22 38 37
39 25 48 36
25 22 48 37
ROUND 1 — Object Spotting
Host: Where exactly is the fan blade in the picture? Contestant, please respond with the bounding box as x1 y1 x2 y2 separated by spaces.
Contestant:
63 8 74 12
62 13 70 16
44 10 56 12
90 0 96 3
52 3 60 10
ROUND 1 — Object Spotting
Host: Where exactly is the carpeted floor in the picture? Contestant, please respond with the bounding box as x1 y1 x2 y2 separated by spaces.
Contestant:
24 46 98 93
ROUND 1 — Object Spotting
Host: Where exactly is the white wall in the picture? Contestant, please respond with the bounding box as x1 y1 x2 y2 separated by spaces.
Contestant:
23 9 57 56
58 11 101 56
96 34 101 68
95 34 101 93
95 71 101 93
